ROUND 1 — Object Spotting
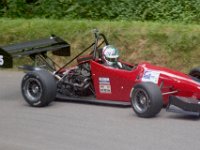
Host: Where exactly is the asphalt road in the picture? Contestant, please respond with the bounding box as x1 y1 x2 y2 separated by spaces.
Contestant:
0 70 200 150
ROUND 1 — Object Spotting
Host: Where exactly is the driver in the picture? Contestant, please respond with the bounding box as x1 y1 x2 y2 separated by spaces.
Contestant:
102 45 123 69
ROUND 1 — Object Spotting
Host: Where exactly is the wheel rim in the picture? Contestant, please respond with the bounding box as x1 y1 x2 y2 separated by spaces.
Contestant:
23 78 42 102
132 88 150 113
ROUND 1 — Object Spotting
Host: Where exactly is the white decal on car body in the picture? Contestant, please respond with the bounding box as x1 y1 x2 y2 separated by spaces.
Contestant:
142 70 160 84
99 77 111 93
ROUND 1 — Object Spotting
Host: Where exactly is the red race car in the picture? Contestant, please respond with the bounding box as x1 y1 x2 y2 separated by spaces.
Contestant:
1 29 200 118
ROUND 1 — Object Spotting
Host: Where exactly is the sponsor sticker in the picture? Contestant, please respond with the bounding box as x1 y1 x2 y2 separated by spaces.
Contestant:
142 70 160 84
0 55 4 66
99 77 111 93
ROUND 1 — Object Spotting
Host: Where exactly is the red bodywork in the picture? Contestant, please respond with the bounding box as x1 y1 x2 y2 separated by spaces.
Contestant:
88 60 200 105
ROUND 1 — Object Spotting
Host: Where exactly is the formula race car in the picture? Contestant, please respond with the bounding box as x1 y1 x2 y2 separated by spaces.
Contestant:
1 29 200 118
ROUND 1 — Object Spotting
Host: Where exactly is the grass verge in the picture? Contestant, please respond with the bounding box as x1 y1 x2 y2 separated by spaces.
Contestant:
0 18 200 72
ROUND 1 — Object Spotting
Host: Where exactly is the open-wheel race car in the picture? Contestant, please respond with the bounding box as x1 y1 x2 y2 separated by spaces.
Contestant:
1 29 200 118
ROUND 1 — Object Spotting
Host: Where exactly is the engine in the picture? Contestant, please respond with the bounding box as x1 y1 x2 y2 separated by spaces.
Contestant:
57 63 94 97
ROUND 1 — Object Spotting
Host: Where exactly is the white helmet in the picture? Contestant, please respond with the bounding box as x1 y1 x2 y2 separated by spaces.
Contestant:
102 45 119 66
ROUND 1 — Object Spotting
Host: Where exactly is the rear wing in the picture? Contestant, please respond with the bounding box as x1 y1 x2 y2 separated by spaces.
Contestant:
0 35 70 68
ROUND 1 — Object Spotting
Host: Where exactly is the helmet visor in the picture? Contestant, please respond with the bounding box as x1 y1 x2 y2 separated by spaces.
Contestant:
105 56 118 63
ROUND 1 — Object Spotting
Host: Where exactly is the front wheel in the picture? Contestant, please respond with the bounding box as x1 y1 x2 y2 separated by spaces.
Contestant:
21 70 56 107
131 82 163 118
189 67 200 80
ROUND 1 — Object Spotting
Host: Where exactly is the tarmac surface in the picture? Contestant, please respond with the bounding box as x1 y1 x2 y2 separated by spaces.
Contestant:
0 70 200 150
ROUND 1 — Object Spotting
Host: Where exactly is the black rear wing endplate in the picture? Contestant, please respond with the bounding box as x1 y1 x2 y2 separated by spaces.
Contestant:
0 35 70 68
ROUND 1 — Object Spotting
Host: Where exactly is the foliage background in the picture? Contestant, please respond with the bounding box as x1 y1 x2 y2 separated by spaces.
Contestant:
1 0 200 23
0 1 200 72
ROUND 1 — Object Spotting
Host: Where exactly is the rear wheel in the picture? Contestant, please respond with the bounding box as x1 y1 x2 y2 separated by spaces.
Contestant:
131 82 163 118
21 70 56 107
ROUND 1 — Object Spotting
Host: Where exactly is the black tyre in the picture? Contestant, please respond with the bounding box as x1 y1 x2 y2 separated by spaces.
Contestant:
189 67 200 80
131 82 163 118
21 70 56 107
